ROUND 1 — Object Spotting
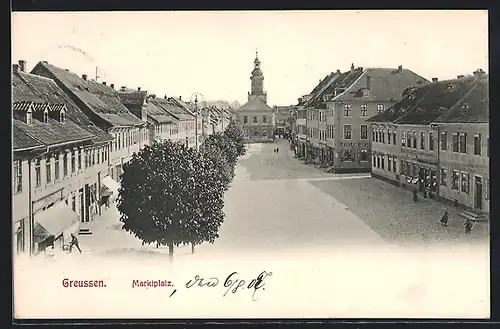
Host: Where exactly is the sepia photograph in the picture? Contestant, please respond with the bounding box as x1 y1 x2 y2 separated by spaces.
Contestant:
11 10 489 319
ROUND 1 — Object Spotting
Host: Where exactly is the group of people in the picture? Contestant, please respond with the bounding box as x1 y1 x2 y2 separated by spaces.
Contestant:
440 211 473 234
273 147 280 154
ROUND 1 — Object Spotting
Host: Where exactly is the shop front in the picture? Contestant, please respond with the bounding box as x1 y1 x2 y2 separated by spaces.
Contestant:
33 201 80 255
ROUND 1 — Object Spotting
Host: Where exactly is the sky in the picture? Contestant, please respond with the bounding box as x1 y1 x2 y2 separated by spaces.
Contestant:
12 10 488 107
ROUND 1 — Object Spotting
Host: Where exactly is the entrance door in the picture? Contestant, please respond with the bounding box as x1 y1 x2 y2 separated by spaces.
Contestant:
475 176 483 210
84 184 90 222
79 188 85 222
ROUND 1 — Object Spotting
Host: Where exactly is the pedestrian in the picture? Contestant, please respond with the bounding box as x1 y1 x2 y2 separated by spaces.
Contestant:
277 148 280 154
440 211 448 227
69 233 82 253
464 219 472 234
412 189 418 202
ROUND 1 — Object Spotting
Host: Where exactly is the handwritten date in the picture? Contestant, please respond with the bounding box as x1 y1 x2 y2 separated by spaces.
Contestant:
185 271 273 301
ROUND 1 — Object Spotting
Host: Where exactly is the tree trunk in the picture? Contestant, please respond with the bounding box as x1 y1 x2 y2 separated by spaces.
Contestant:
191 243 195 254
168 243 174 262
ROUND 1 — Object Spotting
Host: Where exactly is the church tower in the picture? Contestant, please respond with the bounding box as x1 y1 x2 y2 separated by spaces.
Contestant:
248 50 267 103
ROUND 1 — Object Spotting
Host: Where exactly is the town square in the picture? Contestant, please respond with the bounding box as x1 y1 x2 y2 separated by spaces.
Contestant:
12 10 489 319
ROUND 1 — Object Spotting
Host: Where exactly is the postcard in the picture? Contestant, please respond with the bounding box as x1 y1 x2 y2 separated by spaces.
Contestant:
11 10 489 320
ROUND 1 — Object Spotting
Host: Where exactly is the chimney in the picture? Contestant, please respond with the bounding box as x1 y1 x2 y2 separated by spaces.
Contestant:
398 65 403 72
319 79 322 83
165 95 168 99
102 81 107 86
121 86 126 91
138 87 141 91
473 69 485 80
64 69 69 71
351 63 355 72
336 69 341 74
457 75 464 79
110 84 114 89
179 96 182 101
366 75 372 90
82 74 87 81
432 78 438 83
18 60 26 72
298 97 303 103
12 64 19 72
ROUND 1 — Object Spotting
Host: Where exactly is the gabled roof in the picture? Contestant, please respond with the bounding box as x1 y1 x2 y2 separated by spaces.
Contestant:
367 76 481 125
13 123 45 151
434 76 488 124
31 62 144 127
13 102 94 146
117 88 148 105
145 99 178 124
150 98 193 121
297 72 338 106
237 96 274 112
12 71 112 143
168 97 196 119
334 67 428 102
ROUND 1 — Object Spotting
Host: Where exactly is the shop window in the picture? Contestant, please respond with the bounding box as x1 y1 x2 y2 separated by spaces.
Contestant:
342 150 354 162
461 172 469 194
359 150 368 162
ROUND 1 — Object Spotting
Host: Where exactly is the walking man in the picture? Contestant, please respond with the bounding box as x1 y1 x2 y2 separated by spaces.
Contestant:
440 211 448 227
464 219 472 234
69 233 82 253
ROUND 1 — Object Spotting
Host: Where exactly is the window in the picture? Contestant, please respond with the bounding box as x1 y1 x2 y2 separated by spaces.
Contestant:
262 128 267 136
392 157 396 172
407 131 412 148
487 136 489 157
388 156 392 171
343 125 352 139
54 155 60 180
360 104 367 116
387 130 391 144
71 150 76 173
401 131 406 147
392 131 396 145
13 160 22 193
26 110 32 125
253 116 257 123
452 133 459 152
244 116 248 124
381 157 385 170
376 156 380 168
35 159 41 188
459 132 467 153
474 134 481 155
360 125 368 140
92 149 95 166
373 155 376 167
343 104 352 117
43 111 48 123
360 150 368 162
63 153 68 177
429 132 434 151
381 130 385 143
46 157 51 183
262 115 267 124
420 132 425 149
372 129 376 142
440 168 447 186
452 170 459 190
101 148 105 163
377 104 385 113
461 172 470 194
441 131 447 151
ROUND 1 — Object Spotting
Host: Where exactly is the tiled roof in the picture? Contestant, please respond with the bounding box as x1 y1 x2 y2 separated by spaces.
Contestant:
334 68 428 102
145 99 178 124
304 72 344 108
13 122 44 151
367 76 480 125
31 62 144 127
297 73 336 106
12 71 113 143
237 96 274 112
117 88 148 105
150 98 194 121
168 97 196 118
13 104 94 146
434 76 488 123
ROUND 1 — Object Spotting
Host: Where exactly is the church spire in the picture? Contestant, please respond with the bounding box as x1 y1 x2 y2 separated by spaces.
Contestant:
249 50 267 103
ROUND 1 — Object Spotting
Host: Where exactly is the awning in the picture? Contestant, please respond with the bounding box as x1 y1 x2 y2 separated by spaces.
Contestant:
34 202 80 243
102 175 121 195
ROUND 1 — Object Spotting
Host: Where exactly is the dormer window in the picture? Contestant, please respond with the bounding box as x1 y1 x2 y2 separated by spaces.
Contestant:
60 111 66 123
43 110 49 123
26 109 32 125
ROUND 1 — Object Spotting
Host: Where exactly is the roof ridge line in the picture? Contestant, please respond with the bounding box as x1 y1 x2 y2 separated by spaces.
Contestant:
332 69 367 101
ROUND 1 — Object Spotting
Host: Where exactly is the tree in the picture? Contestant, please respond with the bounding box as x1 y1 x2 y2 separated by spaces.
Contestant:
223 119 247 159
200 141 234 191
203 132 239 167
118 140 199 260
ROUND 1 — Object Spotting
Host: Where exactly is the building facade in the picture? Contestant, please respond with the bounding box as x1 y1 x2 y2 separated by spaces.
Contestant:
273 105 294 138
237 52 275 142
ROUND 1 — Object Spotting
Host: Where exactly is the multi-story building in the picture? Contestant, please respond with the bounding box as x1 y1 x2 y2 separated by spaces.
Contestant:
237 52 275 142
31 61 149 186
368 70 489 213
432 70 489 213
142 95 179 143
273 105 294 138
168 96 199 148
312 64 427 173
12 61 114 257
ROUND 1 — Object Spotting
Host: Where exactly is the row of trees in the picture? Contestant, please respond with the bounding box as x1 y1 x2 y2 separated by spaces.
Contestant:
117 120 247 260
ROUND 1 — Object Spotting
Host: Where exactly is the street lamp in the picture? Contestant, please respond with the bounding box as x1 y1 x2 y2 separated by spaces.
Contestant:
190 93 204 150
